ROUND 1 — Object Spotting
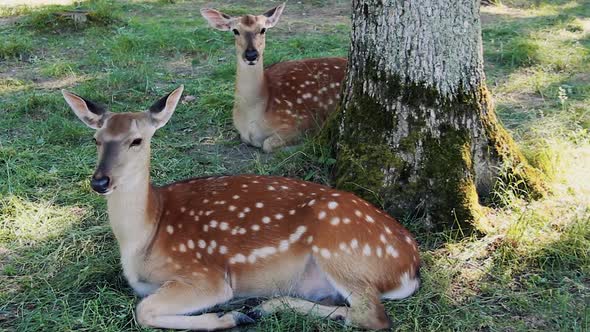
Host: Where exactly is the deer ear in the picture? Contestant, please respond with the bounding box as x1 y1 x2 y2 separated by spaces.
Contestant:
148 85 184 129
263 2 285 28
62 90 107 129
200 8 233 31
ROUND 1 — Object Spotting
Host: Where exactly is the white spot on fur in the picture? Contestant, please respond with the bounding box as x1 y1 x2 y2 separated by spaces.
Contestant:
279 240 289 252
219 222 229 230
262 216 271 224
343 217 351 224
320 248 331 259
365 215 375 223
231 254 246 264
289 226 307 243
274 213 284 220
179 244 187 252
256 202 264 208
386 245 399 257
318 211 327 219
376 246 383 257
330 217 340 226
328 201 338 209
232 195 240 199
354 210 362 217
289 209 296 215
229 205 237 211
198 240 206 249
251 224 260 231
363 244 371 256
219 246 228 254
166 225 174 234
187 240 195 249
350 239 359 249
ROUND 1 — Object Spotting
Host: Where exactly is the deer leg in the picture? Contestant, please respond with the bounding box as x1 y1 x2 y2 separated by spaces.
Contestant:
321 272 393 330
136 279 253 330
262 131 300 153
252 296 350 322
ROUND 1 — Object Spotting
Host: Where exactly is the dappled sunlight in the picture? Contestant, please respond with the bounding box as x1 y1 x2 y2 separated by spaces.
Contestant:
0 0 75 6
0 195 88 243
481 3 559 20
0 77 28 94
36 73 93 90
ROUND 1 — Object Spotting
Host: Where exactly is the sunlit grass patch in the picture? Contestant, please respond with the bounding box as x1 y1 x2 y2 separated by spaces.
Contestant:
0 77 29 94
20 0 123 33
40 60 78 77
0 195 87 243
0 34 32 59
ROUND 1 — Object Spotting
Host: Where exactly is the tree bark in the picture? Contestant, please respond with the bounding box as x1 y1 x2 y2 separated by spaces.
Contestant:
328 0 546 230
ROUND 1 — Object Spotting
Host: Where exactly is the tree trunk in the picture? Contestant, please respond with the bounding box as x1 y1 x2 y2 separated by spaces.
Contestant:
328 0 546 230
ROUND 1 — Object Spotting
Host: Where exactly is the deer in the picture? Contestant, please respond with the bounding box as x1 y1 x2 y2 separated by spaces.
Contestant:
62 85 420 331
200 3 347 153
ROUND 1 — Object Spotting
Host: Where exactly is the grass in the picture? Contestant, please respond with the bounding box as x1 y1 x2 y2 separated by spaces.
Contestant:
0 0 589 331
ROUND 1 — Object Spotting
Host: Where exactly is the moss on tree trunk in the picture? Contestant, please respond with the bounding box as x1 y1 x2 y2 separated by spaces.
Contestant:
327 0 547 230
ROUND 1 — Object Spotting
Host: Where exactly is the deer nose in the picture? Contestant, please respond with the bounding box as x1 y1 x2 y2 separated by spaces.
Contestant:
244 49 259 62
91 175 111 194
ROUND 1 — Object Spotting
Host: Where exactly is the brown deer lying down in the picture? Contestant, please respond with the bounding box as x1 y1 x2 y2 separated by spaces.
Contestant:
62 86 420 330
201 3 347 153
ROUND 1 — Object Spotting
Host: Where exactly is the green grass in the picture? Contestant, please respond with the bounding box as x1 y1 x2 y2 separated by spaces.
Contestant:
1 0 589 331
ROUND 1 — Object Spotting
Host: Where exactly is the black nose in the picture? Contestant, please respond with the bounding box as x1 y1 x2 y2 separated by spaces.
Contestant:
245 49 258 62
91 175 111 193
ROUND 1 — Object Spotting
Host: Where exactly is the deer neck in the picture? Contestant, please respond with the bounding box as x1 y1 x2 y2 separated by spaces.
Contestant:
105 154 160 256
235 57 267 112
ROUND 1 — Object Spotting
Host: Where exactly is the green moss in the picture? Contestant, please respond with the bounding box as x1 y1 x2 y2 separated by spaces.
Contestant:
478 88 548 201
335 143 405 205
326 60 547 230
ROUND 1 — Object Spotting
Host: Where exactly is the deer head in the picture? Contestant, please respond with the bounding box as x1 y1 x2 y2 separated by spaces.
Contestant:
201 3 285 66
62 86 184 195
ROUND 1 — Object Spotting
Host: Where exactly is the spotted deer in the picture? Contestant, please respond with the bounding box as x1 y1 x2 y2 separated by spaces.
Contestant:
62 86 420 331
200 3 347 153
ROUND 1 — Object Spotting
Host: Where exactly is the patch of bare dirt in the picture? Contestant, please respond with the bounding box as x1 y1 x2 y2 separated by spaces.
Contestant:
165 55 196 77
495 91 548 110
0 16 21 27
36 74 91 90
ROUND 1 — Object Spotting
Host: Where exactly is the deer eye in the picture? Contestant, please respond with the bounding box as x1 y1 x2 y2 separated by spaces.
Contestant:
232 29 240 36
93 138 101 146
130 138 142 147
260 28 266 34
